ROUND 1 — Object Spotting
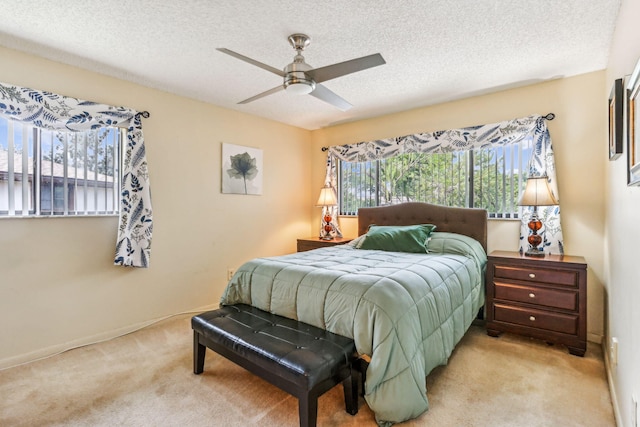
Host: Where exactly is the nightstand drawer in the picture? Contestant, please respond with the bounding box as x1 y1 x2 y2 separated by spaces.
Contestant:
493 265 577 287
494 282 578 311
297 241 323 252
297 237 353 252
494 303 578 335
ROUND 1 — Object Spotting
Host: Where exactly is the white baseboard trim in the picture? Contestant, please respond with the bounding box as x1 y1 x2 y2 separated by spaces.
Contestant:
0 303 218 371
588 332 603 344
602 340 623 427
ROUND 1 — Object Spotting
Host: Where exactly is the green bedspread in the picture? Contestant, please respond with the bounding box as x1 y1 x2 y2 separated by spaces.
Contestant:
220 232 486 426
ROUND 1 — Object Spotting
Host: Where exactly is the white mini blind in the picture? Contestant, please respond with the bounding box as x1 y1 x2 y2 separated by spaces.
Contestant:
0 116 123 217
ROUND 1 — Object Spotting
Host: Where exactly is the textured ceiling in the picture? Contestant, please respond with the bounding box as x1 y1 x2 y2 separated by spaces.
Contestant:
0 1 621 130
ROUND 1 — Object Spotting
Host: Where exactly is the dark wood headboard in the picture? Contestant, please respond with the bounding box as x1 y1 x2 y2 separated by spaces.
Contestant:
357 202 488 252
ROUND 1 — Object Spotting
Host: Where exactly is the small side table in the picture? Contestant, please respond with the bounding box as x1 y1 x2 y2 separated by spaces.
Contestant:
297 237 353 252
485 250 587 356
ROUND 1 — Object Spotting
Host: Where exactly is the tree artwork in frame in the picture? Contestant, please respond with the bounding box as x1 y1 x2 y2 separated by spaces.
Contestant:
221 143 263 195
627 58 640 186
609 78 623 160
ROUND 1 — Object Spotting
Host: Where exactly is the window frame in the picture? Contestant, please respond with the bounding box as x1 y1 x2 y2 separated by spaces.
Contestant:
0 118 124 218
337 138 532 219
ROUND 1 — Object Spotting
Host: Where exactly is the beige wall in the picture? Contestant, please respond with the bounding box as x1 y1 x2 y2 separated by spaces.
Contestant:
311 72 607 344
604 1 640 426
0 46 313 368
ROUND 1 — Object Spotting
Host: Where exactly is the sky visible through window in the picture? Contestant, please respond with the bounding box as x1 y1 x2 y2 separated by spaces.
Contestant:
1 117 117 173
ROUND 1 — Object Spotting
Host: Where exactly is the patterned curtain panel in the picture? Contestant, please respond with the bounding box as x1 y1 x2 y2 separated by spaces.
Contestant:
324 115 563 253
518 126 563 255
0 81 153 267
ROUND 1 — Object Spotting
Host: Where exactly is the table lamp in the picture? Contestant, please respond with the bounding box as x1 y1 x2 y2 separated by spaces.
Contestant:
316 184 338 240
518 176 559 257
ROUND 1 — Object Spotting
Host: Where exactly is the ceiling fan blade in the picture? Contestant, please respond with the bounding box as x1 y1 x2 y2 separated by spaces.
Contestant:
217 48 285 77
310 84 352 111
306 53 385 84
238 85 284 104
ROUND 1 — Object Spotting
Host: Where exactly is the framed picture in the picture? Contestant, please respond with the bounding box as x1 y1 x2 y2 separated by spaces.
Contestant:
221 143 263 195
609 78 623 160
627 58 640 186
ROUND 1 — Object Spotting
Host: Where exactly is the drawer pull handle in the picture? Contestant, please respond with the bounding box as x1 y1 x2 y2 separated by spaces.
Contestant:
529 273 536 279
529 316 536 322
529 293 536 298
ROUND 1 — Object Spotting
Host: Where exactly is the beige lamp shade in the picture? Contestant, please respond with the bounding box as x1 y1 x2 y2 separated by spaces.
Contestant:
518 176 559 206
316 185 338 207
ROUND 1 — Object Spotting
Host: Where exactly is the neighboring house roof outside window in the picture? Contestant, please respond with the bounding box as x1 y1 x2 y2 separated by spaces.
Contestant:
0 149 113 186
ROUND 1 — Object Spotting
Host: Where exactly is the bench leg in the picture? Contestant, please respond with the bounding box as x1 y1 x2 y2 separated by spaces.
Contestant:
299 393 318 427
193 331 206 374
343 368 359 415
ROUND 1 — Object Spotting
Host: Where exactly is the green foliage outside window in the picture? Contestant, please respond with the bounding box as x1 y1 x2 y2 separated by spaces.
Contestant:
339 142 530 218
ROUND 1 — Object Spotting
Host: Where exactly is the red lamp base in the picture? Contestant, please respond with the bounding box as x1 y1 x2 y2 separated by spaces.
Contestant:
322 214 334 240
525 217 545 257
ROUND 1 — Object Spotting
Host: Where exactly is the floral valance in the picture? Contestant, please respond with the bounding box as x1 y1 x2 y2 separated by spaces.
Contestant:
324 114 564 255
327 114 544 161
0 81 152 267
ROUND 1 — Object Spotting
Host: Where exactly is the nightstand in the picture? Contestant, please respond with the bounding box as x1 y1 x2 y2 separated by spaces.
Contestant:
485 250 587 356
296 237 353 252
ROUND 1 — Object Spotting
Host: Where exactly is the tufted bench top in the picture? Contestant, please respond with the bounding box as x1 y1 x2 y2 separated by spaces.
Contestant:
192 304 356 390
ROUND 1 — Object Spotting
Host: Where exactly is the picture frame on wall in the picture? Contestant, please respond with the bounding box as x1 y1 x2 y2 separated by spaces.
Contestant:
609 78 623 160
627 58 640 186
221 143 263 195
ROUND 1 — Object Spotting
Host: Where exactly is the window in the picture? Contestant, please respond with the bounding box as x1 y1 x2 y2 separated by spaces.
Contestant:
0 116 123 217
338 138 533 218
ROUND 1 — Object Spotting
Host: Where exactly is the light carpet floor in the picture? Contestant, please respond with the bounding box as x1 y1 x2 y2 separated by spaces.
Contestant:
0 313 615 426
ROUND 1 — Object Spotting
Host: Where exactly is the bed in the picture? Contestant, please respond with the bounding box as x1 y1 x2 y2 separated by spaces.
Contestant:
220 202 487 426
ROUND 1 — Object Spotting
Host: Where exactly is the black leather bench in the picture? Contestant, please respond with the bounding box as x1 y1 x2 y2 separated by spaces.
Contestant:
192 304 359 427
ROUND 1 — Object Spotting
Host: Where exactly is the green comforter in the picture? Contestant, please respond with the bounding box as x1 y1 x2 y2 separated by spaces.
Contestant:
220 232 486 426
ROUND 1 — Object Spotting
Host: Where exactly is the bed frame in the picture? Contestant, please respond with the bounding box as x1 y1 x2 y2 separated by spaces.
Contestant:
357 202 488 252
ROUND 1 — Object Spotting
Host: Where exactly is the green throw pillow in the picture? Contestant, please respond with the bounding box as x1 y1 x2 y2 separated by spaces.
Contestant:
359 224 436 253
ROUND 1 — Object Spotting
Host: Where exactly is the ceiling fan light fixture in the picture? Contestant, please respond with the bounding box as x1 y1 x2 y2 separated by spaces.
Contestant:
285 79 315 95
284 58 315 95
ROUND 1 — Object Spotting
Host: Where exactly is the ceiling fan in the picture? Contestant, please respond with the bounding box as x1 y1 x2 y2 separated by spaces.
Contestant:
217 34 386 111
